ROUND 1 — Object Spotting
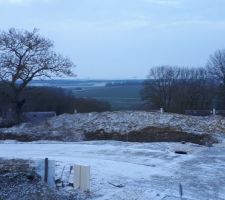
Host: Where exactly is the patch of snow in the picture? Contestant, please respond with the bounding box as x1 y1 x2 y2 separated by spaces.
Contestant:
0 140 224 200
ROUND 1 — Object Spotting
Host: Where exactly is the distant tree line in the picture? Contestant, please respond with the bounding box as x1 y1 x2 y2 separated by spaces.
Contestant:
0 85 111 116
141 49 225 113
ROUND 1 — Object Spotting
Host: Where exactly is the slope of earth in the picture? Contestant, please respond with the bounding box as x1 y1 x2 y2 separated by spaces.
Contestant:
0 159 79 200
0 140 224 200
1 111 225 144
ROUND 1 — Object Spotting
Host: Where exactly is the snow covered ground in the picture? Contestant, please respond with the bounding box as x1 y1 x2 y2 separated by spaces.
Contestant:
0 140 225 200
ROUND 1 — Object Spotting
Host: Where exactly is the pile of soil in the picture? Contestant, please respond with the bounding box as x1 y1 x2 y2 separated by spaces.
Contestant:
85 126 216 145
0 111 224 145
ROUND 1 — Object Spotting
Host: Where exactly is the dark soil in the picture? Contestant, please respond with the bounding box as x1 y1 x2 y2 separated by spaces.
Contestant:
0 126 217 146
84 126 217 146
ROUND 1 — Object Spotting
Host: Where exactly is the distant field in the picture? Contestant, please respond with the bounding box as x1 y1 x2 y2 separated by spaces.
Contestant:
73 85 143 110
30 79 144 110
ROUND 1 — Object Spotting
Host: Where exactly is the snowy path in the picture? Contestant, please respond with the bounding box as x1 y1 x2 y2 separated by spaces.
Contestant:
0 140 224 200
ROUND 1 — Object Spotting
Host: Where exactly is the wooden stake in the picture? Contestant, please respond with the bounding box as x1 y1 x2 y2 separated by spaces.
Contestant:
44 158 48 183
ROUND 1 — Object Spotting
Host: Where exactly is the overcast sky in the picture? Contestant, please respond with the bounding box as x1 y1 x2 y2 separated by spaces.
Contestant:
1 0 225 79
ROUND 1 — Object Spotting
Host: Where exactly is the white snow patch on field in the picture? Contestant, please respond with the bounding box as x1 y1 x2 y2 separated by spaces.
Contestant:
0 140 225 200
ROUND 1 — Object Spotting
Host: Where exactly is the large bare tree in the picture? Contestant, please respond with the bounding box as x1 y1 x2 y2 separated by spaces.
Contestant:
141 66 213 113
141 66 180 110
207 49 225 108
207 49 225 85
0 28 75 122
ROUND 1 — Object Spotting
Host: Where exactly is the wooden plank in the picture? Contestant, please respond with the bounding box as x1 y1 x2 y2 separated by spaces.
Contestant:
74 165 81 190
47 160 55 187
80 165 90 192
74 164 90 191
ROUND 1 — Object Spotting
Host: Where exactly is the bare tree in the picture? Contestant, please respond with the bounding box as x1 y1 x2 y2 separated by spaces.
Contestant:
141 66 180 111
207 49 225 85
0 28 75 122
141 66 214 113
207 49 225 108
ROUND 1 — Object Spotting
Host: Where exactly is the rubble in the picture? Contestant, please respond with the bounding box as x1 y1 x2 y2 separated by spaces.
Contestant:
0 159 78 200
0 111 224 144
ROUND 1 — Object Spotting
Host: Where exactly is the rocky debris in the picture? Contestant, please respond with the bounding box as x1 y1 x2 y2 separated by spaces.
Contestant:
0 159 78 200
0 111 224 144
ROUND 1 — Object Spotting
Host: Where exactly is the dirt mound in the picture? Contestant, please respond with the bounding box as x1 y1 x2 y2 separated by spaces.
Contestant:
0 111 224 145
85 126 216 145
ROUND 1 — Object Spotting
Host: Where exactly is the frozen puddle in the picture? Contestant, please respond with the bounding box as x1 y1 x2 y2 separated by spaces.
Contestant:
0 140 224 200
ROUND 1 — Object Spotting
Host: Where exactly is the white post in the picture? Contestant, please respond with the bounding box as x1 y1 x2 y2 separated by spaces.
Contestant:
213 108 216 115
80 165 90 191
74 165 90 192
74 165 81 190
160 108 164 113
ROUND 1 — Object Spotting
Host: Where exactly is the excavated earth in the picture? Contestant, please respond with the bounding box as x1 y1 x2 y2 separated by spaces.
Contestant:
0 111 224 145
0 159 78 200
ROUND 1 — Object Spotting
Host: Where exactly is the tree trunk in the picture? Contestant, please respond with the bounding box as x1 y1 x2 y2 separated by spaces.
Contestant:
13 90 25 124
